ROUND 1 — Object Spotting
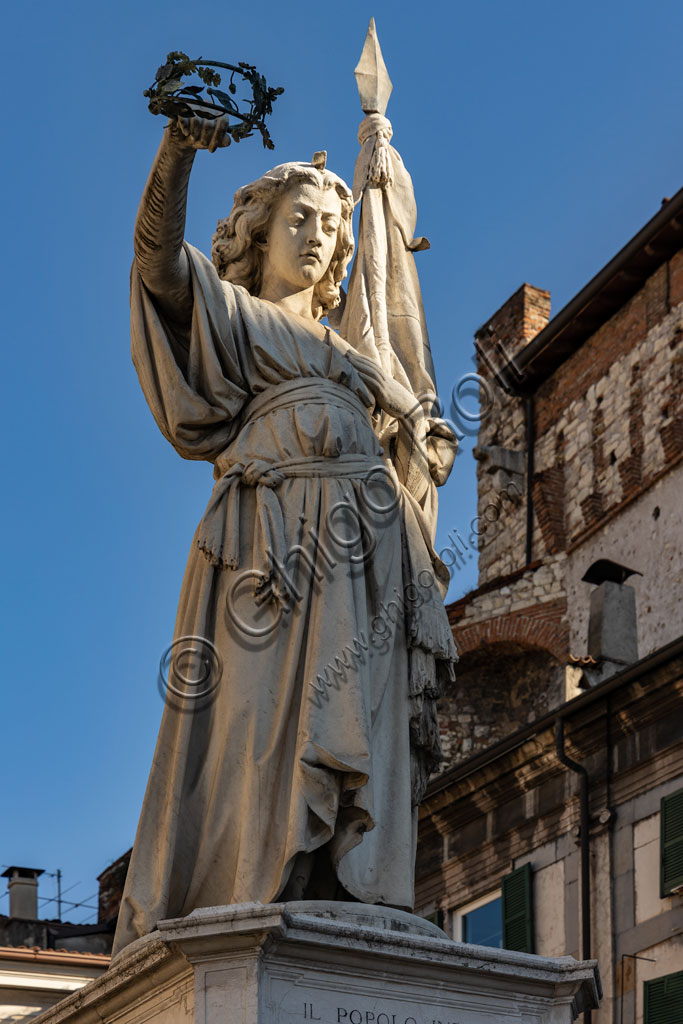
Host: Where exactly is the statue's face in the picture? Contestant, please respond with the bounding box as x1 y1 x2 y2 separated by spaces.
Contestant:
262 181 342 295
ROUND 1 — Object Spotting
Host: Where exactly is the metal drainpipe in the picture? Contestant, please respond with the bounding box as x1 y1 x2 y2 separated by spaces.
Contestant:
525 395 535 565
555 717 592 1024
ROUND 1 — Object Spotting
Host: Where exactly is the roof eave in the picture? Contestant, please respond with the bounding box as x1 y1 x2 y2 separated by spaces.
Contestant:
505 187 683 394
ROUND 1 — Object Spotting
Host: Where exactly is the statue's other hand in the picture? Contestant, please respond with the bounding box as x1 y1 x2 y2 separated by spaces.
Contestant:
345 351 429 458
426 422 458 486
169 114 233 153
346 351 419 420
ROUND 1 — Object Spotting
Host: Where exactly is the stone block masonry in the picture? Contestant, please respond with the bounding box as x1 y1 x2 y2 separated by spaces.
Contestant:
438 243 683 771
533 256 683 550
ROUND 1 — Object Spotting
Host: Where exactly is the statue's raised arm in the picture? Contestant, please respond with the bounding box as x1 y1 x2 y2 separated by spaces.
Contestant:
133 114 233 324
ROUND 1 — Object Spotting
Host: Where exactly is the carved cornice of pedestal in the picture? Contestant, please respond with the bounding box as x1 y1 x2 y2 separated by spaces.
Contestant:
33 902 602 1024
32 932 189 1024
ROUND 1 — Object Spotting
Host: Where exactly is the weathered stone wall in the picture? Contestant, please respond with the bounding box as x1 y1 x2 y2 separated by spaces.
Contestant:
530 262 683 658
449 556 567 646
440 558 568 766
438 647 564 767
438 250 683 767
474 255 683 588
472 284 550 584
533 259 683 556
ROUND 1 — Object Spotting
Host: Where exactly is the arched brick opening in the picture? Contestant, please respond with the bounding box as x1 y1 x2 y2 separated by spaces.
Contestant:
437 631 566 772
453 599 568 663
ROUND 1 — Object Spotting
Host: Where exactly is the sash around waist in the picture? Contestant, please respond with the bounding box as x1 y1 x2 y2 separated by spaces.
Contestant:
198 377 387 576
213 376 379 481
217 453 386 486
241 376 373 428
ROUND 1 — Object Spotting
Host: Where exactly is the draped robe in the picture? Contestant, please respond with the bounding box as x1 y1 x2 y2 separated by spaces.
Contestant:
112 243 457 955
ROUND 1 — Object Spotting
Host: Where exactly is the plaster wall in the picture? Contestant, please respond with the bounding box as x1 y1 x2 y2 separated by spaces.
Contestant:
591 831 615 1024
633 811 678 926
532 860 565 958
564 470 683 658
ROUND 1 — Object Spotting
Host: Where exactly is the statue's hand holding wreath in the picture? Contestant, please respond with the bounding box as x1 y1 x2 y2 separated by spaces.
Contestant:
168 114 234 153
133 110 235 321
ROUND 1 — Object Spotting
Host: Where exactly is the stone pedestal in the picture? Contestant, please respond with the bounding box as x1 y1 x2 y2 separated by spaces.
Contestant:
34 902 601 1024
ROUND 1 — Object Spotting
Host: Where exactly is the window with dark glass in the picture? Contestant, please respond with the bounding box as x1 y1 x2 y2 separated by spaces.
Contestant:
462 896 503 947
453 863 534 953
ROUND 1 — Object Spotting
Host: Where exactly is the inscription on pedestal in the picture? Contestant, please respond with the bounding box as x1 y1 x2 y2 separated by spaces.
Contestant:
302 1007 461 1024
266 968 528 1024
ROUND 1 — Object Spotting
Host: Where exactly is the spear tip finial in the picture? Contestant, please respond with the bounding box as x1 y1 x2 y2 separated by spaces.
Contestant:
354 17 393 116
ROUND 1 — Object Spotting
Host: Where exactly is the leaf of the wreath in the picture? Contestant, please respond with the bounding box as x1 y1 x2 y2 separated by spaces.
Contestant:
231 124 252 141
207 88 238 112
179 85 204 96
158 99 186 116
160 78 184 95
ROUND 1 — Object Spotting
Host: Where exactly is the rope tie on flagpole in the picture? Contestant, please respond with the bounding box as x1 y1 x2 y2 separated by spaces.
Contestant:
358 114 394 188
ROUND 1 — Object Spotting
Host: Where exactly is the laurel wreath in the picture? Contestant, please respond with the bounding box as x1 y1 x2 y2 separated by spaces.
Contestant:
144 51 284 149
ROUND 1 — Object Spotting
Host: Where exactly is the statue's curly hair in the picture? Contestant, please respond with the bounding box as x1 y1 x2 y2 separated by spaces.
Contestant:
212 162 354 320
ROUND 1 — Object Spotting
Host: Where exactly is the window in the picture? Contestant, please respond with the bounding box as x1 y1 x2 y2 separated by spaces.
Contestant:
660 787 683 897
451 864 534 953
452 891 503 948
644 970 683 1024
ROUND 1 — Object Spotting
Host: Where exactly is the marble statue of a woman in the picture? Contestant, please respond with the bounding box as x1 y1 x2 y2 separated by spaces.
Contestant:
113 101 457 955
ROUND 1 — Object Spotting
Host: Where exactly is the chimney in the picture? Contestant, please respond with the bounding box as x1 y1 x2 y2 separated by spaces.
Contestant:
1 866 44 920
582 559 641 683
474 283 551 392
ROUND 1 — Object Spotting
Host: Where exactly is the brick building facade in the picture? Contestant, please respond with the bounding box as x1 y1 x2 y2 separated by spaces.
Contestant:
416 188 683 1022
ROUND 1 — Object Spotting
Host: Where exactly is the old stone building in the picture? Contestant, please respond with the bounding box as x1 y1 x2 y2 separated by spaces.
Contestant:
416 188 683 1021
0 867 115 1021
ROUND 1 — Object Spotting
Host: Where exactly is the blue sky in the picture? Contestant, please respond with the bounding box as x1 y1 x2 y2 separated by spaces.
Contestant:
3 0 683 922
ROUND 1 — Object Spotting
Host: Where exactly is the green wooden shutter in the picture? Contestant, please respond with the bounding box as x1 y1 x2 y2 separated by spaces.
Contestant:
502 863 534 954
660 788 683 897
644 970 683 1024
